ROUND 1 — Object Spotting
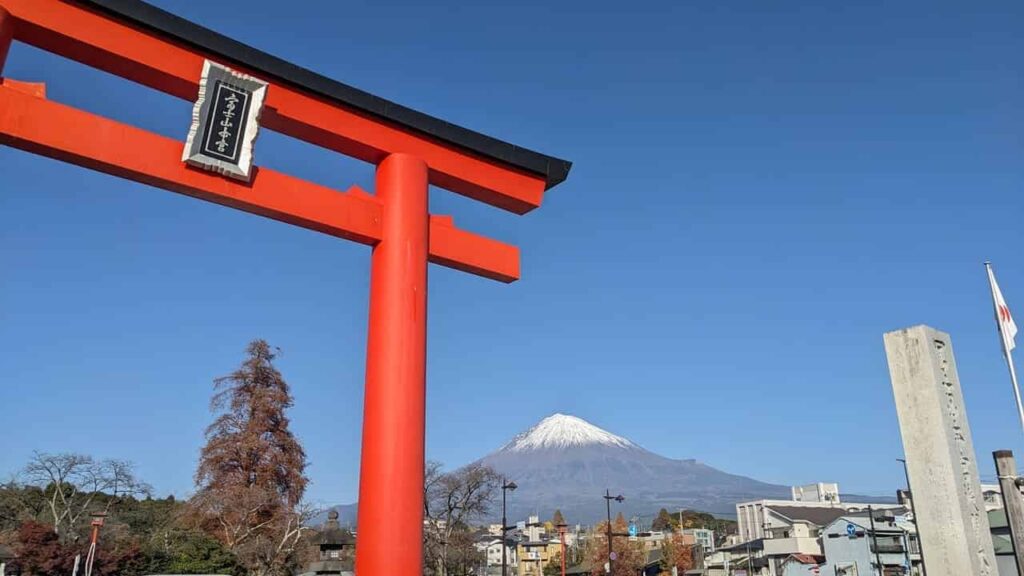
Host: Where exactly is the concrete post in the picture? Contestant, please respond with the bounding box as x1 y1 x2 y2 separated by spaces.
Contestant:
993 450 1024 576
883 325 997 576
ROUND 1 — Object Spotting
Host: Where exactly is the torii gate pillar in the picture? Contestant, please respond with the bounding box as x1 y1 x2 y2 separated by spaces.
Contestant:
0 7 12 75
358 154 430 574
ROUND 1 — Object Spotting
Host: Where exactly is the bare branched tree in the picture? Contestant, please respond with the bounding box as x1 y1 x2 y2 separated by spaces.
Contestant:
192 487 317 576
423 461 498 576
21 452 150 540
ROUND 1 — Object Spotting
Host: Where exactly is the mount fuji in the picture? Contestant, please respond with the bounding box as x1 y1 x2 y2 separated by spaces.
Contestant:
474 413 790 523
321 413 795 527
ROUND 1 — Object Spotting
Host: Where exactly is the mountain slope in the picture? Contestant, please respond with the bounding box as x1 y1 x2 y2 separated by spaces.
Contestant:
475 414 790 523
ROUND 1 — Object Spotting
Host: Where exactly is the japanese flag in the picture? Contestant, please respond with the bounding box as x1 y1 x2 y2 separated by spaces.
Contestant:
988 265 1018 352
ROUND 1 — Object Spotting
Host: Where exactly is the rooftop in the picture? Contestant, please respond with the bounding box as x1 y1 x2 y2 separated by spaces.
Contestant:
785 554 825 565
768 505 853 527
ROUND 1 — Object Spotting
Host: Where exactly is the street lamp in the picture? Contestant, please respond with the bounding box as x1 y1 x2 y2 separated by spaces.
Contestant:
604 490 625 574
897 458 927 576
502 479 517 576
84 512 107 576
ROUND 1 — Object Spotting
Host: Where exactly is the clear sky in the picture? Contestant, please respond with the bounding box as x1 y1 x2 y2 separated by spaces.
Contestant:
1 0 1022 509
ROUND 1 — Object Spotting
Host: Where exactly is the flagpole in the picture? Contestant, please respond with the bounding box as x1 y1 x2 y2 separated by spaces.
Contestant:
986 261 1024 433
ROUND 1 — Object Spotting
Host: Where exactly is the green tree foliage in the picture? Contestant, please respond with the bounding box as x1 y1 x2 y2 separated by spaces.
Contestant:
1 474 241 576
651 508 674 532
673 509 736 543
142 530 244 576
544 551 563 576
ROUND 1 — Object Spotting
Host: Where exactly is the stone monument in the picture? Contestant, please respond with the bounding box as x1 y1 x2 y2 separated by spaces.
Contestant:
299 510 354 576
884 325 997 576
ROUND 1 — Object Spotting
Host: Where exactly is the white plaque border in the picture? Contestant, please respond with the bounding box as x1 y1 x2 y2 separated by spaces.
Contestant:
182 60 268 182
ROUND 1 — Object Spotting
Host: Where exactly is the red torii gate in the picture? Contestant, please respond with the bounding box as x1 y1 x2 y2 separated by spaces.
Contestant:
0 1 571 573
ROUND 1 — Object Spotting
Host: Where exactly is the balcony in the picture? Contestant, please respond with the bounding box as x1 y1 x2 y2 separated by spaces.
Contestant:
871 543 906 554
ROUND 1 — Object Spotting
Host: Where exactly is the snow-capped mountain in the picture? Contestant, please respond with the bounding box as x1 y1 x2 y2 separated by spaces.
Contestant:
324 413 890 526
500 413 638 452
476 413 790 522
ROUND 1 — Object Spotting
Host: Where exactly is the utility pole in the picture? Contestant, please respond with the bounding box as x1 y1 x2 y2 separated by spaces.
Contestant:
994 450 1024 576
901 530 913 576
745 539 753 576
604 490 625 574
867 506 882 576
897 458 927 576
502 480 518 576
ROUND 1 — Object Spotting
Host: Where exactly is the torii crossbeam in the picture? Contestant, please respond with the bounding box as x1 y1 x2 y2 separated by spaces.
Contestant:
0 1 571 573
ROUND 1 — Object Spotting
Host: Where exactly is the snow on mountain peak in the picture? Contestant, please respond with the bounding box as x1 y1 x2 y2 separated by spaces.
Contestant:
501 413 637 452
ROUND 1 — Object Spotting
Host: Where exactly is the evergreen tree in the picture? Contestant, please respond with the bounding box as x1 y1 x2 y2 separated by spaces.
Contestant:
552 509 566 527
651 508 674 532
196 340 307 506
192 340 311 576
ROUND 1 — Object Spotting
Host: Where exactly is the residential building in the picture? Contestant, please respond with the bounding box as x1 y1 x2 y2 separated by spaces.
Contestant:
792 483 840 504
634 530 669 552
517 540 561 576
728 503 909 576
982 483 1005 512
820 512 922 576
683 528 715 552
475 535 519 573
702 549 731 576
900 483 1003 513
715 539 766 576
988 508 1020 576
737 483 902 541
780 554 824 576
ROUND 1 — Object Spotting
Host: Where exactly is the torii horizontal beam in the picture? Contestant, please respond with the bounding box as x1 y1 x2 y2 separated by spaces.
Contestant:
0 80 520 282
0 0 571 214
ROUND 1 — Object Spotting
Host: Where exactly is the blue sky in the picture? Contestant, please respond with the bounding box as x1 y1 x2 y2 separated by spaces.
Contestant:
1 0 1022 509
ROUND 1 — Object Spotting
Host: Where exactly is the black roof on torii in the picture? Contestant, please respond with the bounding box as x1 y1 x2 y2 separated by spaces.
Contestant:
73 0 573 190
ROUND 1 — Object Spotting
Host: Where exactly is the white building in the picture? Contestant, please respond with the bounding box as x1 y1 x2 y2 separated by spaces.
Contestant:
820 512 922 576
982 483 1004 512
737 483 903 541
475 536 518 572
791 482 840 504
682 527 715 552
731 483 906 576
